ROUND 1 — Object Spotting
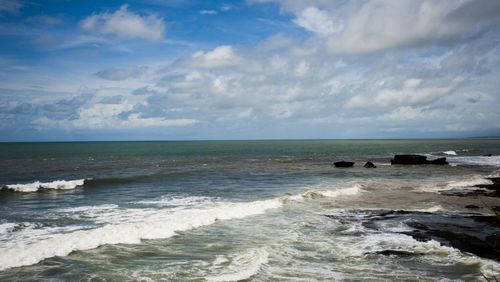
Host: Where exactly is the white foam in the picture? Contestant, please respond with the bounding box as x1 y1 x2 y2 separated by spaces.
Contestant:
343 232 456 258
57 204 119 214
135 196 214 207
205 248 269 282
415 205 445 213
417 176 492 193
0 223 16 235
3 179 86 192
445 176 493 189
447 155 500 167
487 169 500 178
443 150 457 155
316 184 362 198
283 184 362 203
0 199 281 271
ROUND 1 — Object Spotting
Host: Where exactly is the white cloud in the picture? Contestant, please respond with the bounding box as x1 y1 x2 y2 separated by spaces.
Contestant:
187 45 240 68
5 1 500 139
347 76 465 109
294 60 310 76
200 10 217 15
255 0 500 54
80 5 165 41
293 6 339 36
221 4 233 12
34 102 198 129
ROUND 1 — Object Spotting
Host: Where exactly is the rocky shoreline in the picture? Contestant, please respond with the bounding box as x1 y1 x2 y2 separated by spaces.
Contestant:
329 154 500 263
326 209 500 261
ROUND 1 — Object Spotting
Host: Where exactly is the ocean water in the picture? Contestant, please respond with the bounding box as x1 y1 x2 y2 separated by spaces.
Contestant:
0 139 500 281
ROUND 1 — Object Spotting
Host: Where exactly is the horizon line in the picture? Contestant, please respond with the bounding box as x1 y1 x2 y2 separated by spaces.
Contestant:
1 136 500 144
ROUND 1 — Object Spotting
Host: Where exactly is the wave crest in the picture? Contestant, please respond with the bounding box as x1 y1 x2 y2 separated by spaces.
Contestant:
0 199 281 271
2 179 86 193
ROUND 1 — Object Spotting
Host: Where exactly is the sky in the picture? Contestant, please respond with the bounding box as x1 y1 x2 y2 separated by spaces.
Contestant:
1 0 500 141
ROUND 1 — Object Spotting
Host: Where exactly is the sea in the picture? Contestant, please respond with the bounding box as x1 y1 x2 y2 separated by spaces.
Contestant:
0 139 500 281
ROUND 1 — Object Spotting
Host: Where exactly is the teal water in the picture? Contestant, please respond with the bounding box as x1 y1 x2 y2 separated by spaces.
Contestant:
0 139 499 281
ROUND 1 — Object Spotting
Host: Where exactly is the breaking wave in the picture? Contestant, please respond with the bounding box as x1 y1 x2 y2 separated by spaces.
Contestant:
0 199 281 271
0 183 362 271
1 179 86 193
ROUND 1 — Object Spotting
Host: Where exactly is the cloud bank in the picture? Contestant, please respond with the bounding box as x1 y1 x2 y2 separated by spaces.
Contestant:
1 0 500 140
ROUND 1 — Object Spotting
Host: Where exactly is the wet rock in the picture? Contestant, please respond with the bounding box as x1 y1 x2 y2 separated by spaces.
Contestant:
302 191 326 199
334 161 354 167
465 205 482 209
325 209 500 261
441 177 500 198
430 157 448 165
370 250 422 257
390 154 448 165
476 177 500 191
391 154 428 165
363 161 376 168
12 223 28 232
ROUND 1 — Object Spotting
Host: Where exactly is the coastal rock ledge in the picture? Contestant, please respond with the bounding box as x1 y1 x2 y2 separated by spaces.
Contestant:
391 154 448 165
334 161 355 167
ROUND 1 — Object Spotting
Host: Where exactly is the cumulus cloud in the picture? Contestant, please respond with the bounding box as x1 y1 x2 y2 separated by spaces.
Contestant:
80 5 166 41
3 0 500 139
293 6 339 36
184 45 241 68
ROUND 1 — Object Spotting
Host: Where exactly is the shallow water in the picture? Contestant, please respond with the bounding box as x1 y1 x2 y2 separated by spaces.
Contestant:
1 139 500 281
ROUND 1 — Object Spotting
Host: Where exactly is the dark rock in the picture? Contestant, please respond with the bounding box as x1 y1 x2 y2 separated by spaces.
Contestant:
476 177 500 190
430 157 449 165
465 205 482 209
325 209 500 261
441 177 500 198
484 154 493 157
370 250 422 257
391 154 428 165
390 154 448 165
363 161 376 168
334 161 354 167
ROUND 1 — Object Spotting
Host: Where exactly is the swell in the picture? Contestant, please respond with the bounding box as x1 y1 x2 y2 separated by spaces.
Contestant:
0 171 195 193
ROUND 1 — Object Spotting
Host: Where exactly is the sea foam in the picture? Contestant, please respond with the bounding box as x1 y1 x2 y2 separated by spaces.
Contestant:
0 198 281 271
284 184 363 203
0 182 365 271
205 248 269 281
447 155 500 167
2 179 86 192
445 176 493 189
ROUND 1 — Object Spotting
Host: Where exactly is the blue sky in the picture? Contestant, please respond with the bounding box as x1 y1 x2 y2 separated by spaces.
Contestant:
1 0 500 141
